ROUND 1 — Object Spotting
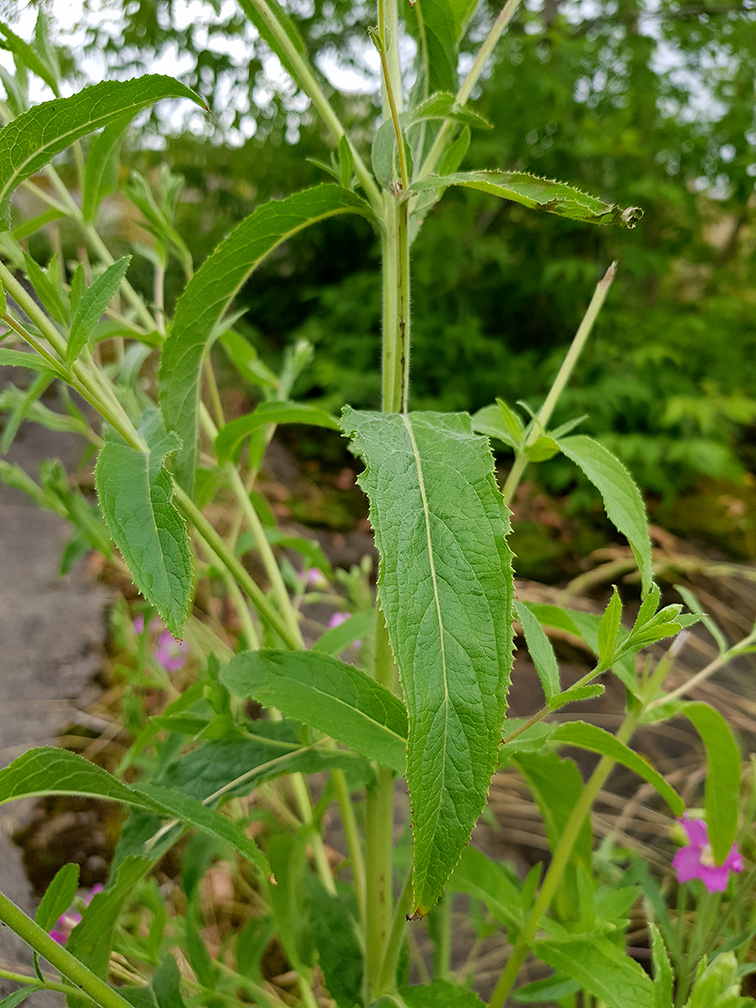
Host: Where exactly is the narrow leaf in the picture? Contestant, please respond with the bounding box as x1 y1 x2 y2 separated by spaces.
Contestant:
0 20 58 94
314 609 375 656
597 586 623 669
0 747 270 877
680 702 741 863
82 115 131 222
515 600 559 700
547 683 605 708
95 413 192 637
550 721 684 815
35 862 80 932
534 937 654 1008
559 434 653 596
0 349 61 375
374 979 485 1007
67 256 131 364
409 91 491 130
448 846 522 928
220 649 407 774
215 401 340 464
160 185 372 493
404 171 643 227
0 75 207 228
342 408 515 915
650 924 674 1008
236 0 308 85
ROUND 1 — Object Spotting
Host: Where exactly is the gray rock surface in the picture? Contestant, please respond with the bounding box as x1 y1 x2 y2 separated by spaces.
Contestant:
0 419 108 1004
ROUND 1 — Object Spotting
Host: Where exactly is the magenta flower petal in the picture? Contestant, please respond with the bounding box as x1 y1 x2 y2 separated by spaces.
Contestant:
49 929 68 945
328 612 350 629
154 631 189 672
672 816 743 893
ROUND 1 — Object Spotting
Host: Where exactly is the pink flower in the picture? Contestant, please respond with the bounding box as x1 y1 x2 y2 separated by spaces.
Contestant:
328 612 351 629
134 615 189 673
154 631 189 672
303 567 328 589
50 884 104 945
672 817 743 893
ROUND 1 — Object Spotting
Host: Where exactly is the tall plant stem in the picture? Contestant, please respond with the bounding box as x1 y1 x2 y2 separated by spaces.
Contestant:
0 892 134 1008
381 197 411 413
239 0 381 212
419 0 523 179
365 611 399 999
488 705 641 1008
501 261 616 507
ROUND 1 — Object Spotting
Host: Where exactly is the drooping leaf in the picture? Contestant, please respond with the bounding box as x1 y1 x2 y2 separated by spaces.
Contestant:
160 185 373 493
680 702 741 863
0 75 207 228
214 401 340 464
549 721 684 815
342 408 515 916
67 256 132 364
0 747 270 877
221 649 407 774
559 435 653 596
95 412 193 637
534 936 654 1008
404 171 643 227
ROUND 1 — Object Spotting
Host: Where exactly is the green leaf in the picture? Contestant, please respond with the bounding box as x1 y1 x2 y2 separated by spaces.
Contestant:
215 401 340 464
471 400 524 450
511 976 581 1004
650 924 674 1008
67 256 131 364
305 876 363 1008
448 846 522 928
547 683 605 708
338 133 354 190
343 406 515 916
0 349 61 375
680 702 741 863
549 721 684 815
371 116 413 192
675 586 727 656
404 171 643 227
95 413 193 638
598 586 623 669
438 124 470 174
0 75 206 229
82 115 131 222
534 936 654 1008
559 435 653 596
218 329 279 391
409 0 478 94
373 978 485 1007
22 252 68 323
160 185 372 493
0 747 270 878
515 600 560 700
35 862 80 933
220 649 407 774
409 91 491 130
0 19 59 94
152 955 187 1008
315 609 375 657
0 989 43 1007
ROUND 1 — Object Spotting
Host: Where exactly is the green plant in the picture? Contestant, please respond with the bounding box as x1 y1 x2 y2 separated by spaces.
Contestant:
0 4 754 1007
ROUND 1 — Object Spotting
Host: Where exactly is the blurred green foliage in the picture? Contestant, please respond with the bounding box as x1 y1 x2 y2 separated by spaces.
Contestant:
9 0 756 502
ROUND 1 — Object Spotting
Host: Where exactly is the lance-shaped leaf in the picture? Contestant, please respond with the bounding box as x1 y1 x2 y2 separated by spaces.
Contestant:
221 649 408 774
342 409 515 916
559 435 653 596
0 747 269 876
408 0 480 95
404 171 643 227
0 19 59 95
0 75 207 228
215 400 340 465
94 411 193 638
67 256 132 364
160 185 373 493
